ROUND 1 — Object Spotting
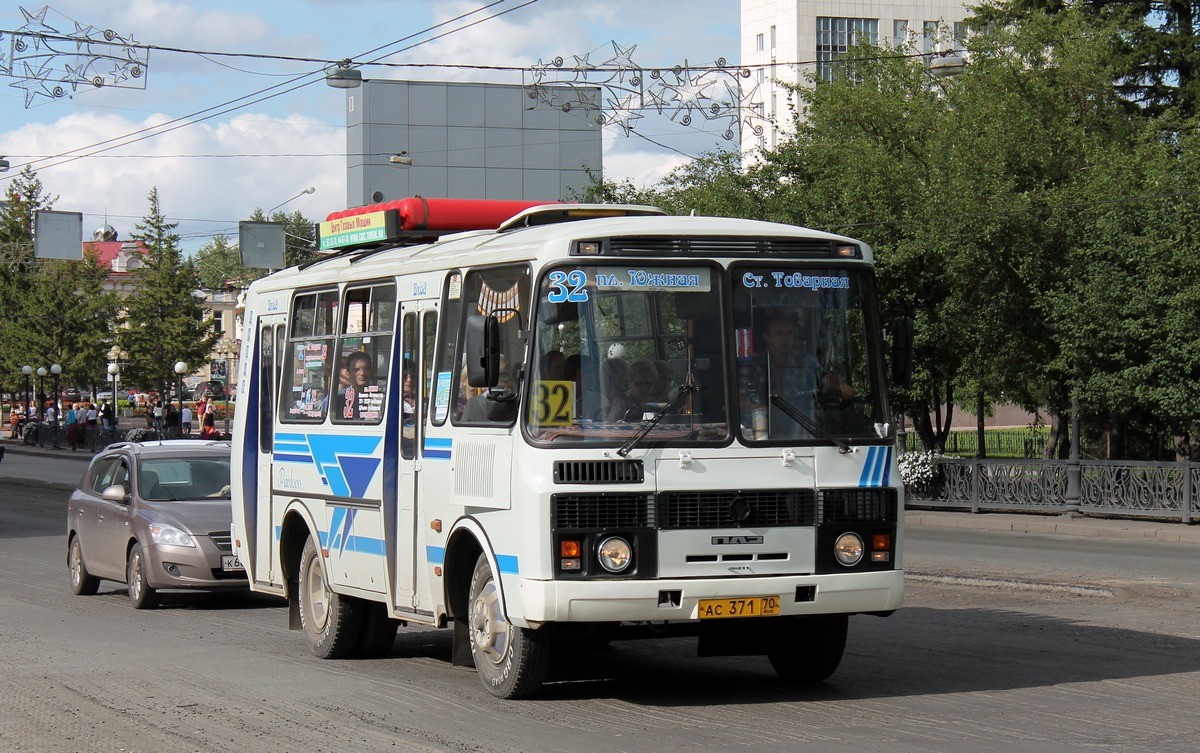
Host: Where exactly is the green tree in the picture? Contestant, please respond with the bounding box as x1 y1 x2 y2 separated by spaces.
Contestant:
975 1 1200 117
118 187 218 397
14 249 120 399
0 166 58 394
193 234 248 290
247 208 318 268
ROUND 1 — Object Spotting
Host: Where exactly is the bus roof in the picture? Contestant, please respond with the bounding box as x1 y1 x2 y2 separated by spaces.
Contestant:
251 208 874 295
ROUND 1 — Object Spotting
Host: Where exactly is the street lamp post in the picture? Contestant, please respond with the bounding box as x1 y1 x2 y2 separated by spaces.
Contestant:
35 367 47 422
21 365 31 423
174 361 187 438
50 364 61 447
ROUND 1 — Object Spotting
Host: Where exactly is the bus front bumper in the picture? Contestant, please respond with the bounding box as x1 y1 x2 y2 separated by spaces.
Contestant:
512 569 903 626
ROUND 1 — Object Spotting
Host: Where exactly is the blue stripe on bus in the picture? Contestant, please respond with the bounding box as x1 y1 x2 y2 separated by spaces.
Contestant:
273 442 310 454
274 453 313 464
424 436 452 460
275 433 307 442
423 546 515 574
496 554 519 575
857 446 893 487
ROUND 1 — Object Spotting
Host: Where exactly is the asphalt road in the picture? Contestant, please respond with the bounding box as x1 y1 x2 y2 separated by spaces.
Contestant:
2 474 1199 752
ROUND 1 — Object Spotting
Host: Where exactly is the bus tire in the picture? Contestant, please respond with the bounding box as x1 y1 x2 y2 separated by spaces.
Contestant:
355 600 399 658
467 553 549 699
767 614 848 684
68 535 100 596
298 535 362 659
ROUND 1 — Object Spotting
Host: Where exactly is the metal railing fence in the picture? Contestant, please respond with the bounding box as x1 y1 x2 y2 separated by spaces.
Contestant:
906 457 1197 523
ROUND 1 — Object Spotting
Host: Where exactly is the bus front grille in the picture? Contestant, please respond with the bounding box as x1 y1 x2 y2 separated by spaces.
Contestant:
819 489 898 523
551 489 889 530
553 493 654 529
658 490 817 529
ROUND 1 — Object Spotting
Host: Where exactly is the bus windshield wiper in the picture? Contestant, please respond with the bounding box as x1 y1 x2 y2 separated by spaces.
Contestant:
769 394 853 454
616 382 696 458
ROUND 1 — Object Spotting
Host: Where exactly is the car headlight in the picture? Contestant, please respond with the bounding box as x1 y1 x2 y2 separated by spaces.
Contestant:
597 536 633 573
149 524 195 547
833 532 864 566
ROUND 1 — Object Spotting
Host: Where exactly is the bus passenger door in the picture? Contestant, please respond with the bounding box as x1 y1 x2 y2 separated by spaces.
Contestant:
393 301 434 609
255 319 284 585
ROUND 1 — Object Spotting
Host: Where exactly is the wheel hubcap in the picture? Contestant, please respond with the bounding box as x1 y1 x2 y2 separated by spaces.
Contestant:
130 551 142 598
71 542 82 585
469 580 510 666
305 555 330 631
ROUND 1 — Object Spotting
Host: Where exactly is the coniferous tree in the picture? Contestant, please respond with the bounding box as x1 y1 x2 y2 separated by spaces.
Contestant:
0 166 57 393
118 187 218 398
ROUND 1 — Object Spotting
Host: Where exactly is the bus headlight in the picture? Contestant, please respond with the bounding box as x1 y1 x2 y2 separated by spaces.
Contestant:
833 532 864 567
597 536 633 573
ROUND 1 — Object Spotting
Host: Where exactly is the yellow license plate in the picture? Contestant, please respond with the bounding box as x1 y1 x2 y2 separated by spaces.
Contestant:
697 596 781 619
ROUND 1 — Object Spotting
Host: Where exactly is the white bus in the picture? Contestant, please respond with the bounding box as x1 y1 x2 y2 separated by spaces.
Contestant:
231 197 907 698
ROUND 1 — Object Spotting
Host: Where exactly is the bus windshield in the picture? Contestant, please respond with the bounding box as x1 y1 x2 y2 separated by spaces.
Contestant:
526 264 730 445
731 264 888 444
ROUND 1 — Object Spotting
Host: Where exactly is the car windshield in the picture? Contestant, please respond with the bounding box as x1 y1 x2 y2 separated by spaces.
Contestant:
731 264 888 443
526 263 730 445
139 456 231 501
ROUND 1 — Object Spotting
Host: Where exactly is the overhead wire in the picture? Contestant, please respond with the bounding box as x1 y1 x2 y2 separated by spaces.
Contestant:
0 0 537 179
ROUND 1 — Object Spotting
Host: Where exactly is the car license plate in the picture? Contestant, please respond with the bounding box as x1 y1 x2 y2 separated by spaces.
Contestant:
221 554 244 572
697 596 781 619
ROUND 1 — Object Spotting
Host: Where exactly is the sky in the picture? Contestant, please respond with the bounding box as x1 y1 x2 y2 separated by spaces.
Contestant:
0 0 742 252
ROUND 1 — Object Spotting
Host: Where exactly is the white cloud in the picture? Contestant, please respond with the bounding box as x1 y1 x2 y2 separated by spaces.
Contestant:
4 110 341 249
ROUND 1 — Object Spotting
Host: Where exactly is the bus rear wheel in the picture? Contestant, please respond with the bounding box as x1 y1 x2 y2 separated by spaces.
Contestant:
298 535 362 659
767 614 848 684
467 553 549 699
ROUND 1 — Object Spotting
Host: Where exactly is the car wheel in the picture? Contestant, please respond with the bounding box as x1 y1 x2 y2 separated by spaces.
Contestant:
354 600 399 658
68 535 100 596
467 553 550 699
297 535 361 659
767 615 848 684
127 543 159 609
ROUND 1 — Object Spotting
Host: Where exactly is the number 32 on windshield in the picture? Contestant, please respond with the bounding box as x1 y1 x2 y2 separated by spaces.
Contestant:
530 381 574 426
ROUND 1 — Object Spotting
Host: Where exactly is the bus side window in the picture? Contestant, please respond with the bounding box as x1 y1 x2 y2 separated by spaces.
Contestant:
401 312 417 459
258 324 274 453
453 264 530 426
280 290 338 423
332 283 395 425
430 270 463 426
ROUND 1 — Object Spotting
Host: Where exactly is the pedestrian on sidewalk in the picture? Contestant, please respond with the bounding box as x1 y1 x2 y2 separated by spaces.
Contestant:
65 402 79 450
9 403 21 439
180 403 193 437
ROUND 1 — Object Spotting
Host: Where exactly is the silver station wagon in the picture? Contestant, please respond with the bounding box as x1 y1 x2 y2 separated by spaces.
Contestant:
67 440 246 608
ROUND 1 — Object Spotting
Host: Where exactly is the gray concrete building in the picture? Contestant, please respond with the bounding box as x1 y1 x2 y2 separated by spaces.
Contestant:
343 80 602 206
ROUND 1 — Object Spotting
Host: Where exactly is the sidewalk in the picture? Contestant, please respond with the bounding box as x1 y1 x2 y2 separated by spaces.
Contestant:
906 509 1200 545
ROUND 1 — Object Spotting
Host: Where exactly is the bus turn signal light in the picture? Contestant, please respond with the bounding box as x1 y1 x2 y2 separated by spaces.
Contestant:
871 533 891 551
560 540 581 557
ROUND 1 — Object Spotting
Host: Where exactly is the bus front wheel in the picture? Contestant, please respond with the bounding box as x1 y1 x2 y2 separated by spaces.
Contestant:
298 535 362 659
767 614 848 684
467 553 549 699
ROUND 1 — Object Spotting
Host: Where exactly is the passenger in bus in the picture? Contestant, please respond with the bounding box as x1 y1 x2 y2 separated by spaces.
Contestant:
336 351 376 421
541 349 566 380
600 357 635 421
462 355 517 423
652 359 675 402
740 309 853 439
607 359 659 421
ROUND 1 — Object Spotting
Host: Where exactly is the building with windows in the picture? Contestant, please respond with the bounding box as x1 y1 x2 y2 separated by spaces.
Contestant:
741 1 974 155
86 224 238 394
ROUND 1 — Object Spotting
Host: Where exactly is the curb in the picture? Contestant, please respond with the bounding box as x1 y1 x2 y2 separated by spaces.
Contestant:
906 512 1200 545
0 474 77 493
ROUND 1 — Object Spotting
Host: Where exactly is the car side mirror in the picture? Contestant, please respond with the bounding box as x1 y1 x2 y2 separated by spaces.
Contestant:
101 484 129 504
